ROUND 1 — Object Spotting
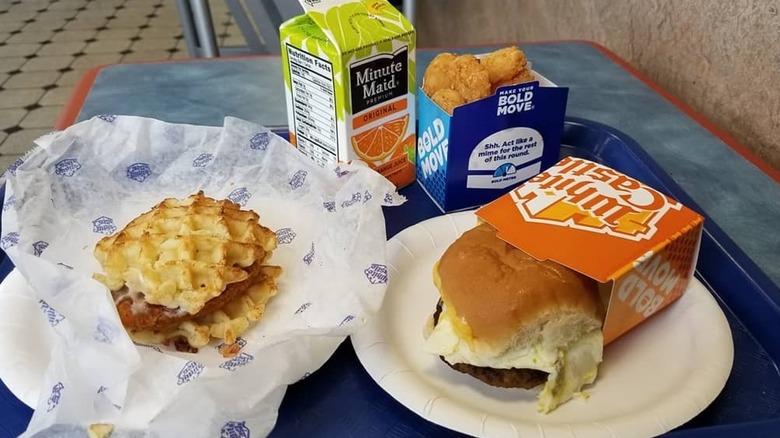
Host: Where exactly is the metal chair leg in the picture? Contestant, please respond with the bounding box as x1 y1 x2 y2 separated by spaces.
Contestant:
225 0 266 53
175 0 199 57
189 0 220 58
403 0 414 25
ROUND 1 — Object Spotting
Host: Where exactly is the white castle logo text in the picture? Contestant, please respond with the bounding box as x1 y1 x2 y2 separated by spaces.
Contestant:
509 157 682 241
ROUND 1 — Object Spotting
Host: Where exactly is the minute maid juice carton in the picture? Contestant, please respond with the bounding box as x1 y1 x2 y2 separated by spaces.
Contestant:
417 53 569 212
280 0 416 188
477 156 704 344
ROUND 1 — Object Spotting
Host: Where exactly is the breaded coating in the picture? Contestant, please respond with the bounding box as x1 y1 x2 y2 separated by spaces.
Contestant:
452 54 491 103
422 52 457 96
431 88 466 115
482 46 529 84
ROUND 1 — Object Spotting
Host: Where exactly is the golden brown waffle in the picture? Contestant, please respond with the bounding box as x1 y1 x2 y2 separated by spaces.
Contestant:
94 191 278 315
129 265 283 351
93 191 283 355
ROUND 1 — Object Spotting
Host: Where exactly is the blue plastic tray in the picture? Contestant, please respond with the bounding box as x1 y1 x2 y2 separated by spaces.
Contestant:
0 118 778 437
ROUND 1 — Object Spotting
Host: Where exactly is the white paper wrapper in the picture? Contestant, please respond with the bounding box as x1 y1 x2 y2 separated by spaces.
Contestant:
1 115 404 437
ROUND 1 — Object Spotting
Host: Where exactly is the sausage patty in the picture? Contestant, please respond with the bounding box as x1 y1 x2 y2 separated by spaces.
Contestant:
433 299 548 389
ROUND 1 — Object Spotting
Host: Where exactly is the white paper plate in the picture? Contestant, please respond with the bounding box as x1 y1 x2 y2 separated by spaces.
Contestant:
351 211 734 438
0 268 55 407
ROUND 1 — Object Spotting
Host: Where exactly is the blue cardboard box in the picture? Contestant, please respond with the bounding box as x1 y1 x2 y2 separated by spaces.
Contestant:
416 73 569 212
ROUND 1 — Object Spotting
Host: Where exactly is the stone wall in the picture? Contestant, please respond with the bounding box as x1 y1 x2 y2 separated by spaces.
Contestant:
416 0 780 171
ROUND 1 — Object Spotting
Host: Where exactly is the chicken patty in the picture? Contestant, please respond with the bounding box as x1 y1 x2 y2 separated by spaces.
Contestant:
114 259 269 332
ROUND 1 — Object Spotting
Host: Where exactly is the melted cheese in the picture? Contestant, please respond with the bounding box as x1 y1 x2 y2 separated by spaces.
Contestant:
423 310 603 413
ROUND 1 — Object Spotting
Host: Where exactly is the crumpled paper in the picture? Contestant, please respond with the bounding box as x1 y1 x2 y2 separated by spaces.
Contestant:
1 115 404 437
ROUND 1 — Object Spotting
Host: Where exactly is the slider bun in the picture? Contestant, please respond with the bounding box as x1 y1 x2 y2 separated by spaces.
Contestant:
436 223 603 356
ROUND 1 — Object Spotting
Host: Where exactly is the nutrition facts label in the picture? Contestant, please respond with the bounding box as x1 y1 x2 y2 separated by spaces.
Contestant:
286 44 339 166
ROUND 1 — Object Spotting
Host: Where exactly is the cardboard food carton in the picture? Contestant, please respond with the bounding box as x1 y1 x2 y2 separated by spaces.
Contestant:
280 0 416 188
477 156 704 344
417 64 569 212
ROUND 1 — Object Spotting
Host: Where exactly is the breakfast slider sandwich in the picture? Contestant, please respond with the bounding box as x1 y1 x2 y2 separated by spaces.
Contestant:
94 191 283 355
423 223 605 413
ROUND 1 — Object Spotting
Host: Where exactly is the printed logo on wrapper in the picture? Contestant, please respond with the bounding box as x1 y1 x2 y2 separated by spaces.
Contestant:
275 228 297 244
303 243 315 265
323 201 336 212
94 317 121 343
341 192 361 208
364 263 388 284
126 163 152 183
96 385 122 410
39 300 65 326
177 361 205 385
32 240 48 257
57 262 73 270
334 166 349 178
2 195 14 211
363 190 372 203
294 302 312 314
384 193 394 204
220 421 250 438
249 132 271 150
54 158 81 177
219 353 255 371
1 232 19 250
97 114 117 123
7 158 23 175
193 153 214 168
289 170 308 189
228 188 252 206
92 216 117 235
134 342 163 353
47 382 64 412
509 157 683 241
339 315 355 326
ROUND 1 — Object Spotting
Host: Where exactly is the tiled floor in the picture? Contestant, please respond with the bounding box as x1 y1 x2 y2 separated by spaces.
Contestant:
0 0 244 175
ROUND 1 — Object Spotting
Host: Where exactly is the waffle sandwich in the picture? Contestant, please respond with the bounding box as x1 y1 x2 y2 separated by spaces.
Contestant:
93 191 282 355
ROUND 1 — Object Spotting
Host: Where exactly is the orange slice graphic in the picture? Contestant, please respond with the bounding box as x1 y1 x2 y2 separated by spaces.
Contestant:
351 114 410 162
391 134 416 160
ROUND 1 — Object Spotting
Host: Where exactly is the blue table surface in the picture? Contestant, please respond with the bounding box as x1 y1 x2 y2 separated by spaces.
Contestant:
75 41 780 291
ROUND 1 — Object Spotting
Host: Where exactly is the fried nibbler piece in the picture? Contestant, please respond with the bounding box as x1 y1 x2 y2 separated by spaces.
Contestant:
431 88 467 115
422 46 537 112
452 54 491 103
422 52 457 96
482 46 529 84
94 191 283 354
